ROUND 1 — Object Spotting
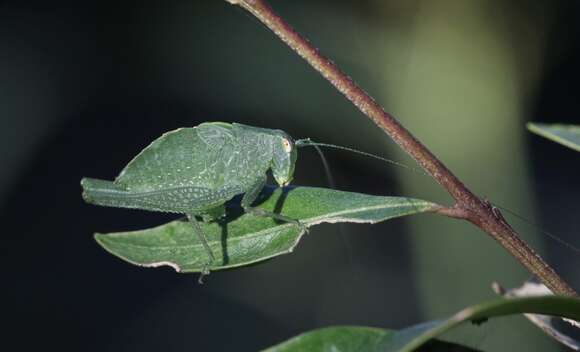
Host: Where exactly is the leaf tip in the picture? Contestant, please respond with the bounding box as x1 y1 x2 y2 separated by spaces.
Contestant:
526 122 541 133
94 232 106 245
94 233 114 248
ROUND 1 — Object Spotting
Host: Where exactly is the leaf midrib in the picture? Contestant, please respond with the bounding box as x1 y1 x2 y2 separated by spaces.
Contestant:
100 200 433 252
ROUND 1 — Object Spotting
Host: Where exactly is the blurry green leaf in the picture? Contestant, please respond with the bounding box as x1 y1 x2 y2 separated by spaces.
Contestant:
527 123 580 152
262 326 480 352
95 186 435 273
263 326 394 352
264 297 580 352
390 296 580 352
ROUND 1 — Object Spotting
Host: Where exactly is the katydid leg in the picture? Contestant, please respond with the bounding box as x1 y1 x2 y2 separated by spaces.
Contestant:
241 176 306 230
186 214 215 282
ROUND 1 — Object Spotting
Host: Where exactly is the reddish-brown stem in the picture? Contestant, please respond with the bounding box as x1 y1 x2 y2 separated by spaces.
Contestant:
226 0 576 296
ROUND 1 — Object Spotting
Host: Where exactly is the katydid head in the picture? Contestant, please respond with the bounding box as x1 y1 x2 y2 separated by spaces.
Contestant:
271 132 297 187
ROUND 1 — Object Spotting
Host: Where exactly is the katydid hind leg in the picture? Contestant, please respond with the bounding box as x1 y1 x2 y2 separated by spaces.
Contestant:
241 176 306 231
186 214 215 283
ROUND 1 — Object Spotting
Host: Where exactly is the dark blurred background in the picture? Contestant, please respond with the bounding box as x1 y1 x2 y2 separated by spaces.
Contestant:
1 0 579 351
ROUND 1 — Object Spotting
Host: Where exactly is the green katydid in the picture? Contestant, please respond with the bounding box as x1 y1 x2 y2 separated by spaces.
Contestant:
81 122 416 280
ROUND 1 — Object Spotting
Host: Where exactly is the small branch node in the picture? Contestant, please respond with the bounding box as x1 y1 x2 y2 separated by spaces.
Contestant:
432 204 470 220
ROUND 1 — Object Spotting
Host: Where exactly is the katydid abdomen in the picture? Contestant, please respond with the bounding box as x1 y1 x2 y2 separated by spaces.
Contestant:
81 178 243 214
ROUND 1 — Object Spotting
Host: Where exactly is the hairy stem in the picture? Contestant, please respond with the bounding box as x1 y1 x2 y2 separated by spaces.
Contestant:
225 0 576 296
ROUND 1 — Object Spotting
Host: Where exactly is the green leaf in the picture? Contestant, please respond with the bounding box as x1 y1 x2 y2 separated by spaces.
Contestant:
264 297 580 352
527 123 580 152
94 186 435 273
262 326 480 352
390 296 580 351
263 326 394 352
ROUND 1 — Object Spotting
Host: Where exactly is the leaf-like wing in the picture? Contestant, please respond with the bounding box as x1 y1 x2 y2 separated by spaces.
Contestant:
196 122 234 149
115 123 234 192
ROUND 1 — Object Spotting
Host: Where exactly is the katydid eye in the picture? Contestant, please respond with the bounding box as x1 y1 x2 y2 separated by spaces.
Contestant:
282 138 292 153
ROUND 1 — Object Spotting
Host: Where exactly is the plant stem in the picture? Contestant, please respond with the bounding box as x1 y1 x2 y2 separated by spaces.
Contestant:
225 0 577 296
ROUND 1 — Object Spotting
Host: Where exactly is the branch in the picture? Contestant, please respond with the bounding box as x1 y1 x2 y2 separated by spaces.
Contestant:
225 0 577 296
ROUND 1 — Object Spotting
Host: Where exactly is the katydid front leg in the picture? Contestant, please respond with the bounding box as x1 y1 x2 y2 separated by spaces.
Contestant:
241 176 306 230
186 214 215 283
